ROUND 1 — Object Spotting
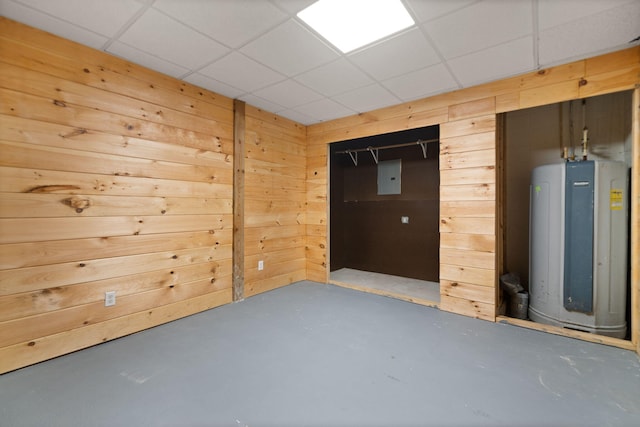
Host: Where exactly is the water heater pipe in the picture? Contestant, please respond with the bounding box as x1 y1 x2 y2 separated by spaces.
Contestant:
582 99 589 160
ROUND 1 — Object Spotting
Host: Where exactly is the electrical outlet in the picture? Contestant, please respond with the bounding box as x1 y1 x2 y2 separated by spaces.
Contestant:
105 291 116 307
258 260 264 271
401 216 409 224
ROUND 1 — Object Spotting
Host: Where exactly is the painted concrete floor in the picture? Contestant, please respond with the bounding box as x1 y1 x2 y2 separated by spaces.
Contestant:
1 281 639 427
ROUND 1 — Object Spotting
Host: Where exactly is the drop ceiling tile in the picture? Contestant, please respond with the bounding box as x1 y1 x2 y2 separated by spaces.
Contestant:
238 94 285 114
240 19 339 77
538 0 634 30
271 0 317 15
9 0 145 37
349 28 440 81
294 58 373 97
107 41 190 78
0 0 109 49
295 98 356 122
199 52 285 93
426 0 532 59
117 8 229 70
153 0 287 48
538 2 640 66
252 79 322 109
184 73 245 100
447 36 534 87
276 109 316 125
405 0 475 23
383 63 458 102
332 84 400 113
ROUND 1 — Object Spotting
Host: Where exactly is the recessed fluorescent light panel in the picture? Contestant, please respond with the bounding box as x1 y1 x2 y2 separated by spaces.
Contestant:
298 0 415 53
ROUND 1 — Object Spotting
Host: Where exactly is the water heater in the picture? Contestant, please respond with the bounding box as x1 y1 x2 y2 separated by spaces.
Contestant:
528 160 628 338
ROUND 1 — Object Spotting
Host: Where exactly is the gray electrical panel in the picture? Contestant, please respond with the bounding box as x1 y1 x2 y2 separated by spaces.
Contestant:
377 159 401 195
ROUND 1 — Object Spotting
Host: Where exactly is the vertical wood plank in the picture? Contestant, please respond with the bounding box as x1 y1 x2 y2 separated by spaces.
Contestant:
233 100 246 301
632 88 639 353
495 113 506 313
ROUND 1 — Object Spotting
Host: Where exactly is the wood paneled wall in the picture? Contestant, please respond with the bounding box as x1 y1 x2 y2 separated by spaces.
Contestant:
307 46 639 339
1 17 638 371
0 18 235 373
243 106 307 297
439 112 497 320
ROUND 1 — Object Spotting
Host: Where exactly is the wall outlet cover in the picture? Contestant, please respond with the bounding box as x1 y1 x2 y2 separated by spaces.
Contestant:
105 291 116 307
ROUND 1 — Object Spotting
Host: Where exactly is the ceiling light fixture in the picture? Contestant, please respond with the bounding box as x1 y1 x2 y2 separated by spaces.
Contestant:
297 0 415 54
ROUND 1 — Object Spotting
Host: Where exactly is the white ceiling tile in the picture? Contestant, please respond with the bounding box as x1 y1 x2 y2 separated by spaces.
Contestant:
276 109 317 125
118 8 229 70
238 94 286 114
199 52 285 93
538 2 640 66
240 19 339 76
349 27 440 81
107 41 190 78
0 0 109 49
153 0 287 48
253 79 322 109
383 63 458 101
405 0 475 23
294 58 373 96
295 98 356 122
184 73 245 100
426 0 532 59
8 0 145 37
271 0 317 15
332 84 400 113
538 0 635 30
447 36 534 87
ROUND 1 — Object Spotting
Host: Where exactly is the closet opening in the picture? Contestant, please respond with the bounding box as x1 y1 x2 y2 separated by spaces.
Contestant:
328 125 440 306
499 90 634 345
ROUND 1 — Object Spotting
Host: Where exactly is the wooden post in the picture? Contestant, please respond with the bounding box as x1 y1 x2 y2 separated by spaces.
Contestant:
233 100 245 301
495 112 506 315
632 88 639 354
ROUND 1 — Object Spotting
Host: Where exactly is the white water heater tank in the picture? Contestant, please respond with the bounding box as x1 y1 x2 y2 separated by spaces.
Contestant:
528 160 628 338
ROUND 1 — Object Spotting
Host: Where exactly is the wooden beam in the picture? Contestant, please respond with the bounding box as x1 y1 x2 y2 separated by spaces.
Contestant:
233 100 246 301
632 88 639 354
497 316 636 351
495 113 506 315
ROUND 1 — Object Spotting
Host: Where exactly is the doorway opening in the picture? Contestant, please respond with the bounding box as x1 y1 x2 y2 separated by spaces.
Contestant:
328 125 440 305
500 90 633 342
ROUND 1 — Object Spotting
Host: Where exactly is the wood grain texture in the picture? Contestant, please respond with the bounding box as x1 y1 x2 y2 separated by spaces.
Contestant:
307 47 638 332
2 15 639 369
0 18 234 372
244 105 307 296
497 316 636 351
439 294 495 321
632 88 640 353
440 131 496 154
0 289 232 374
441 279 495 305
448 97 496 121
233 100 245 301
440 233 496 252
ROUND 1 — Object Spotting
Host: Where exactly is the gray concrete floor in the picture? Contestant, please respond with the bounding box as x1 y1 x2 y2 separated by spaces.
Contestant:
1 281 639 427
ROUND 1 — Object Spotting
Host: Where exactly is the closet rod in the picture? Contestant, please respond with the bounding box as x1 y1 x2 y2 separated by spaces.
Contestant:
334 138 439 154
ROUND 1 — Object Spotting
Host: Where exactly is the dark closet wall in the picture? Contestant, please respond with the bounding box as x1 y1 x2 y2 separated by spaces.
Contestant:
330 127 440 281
